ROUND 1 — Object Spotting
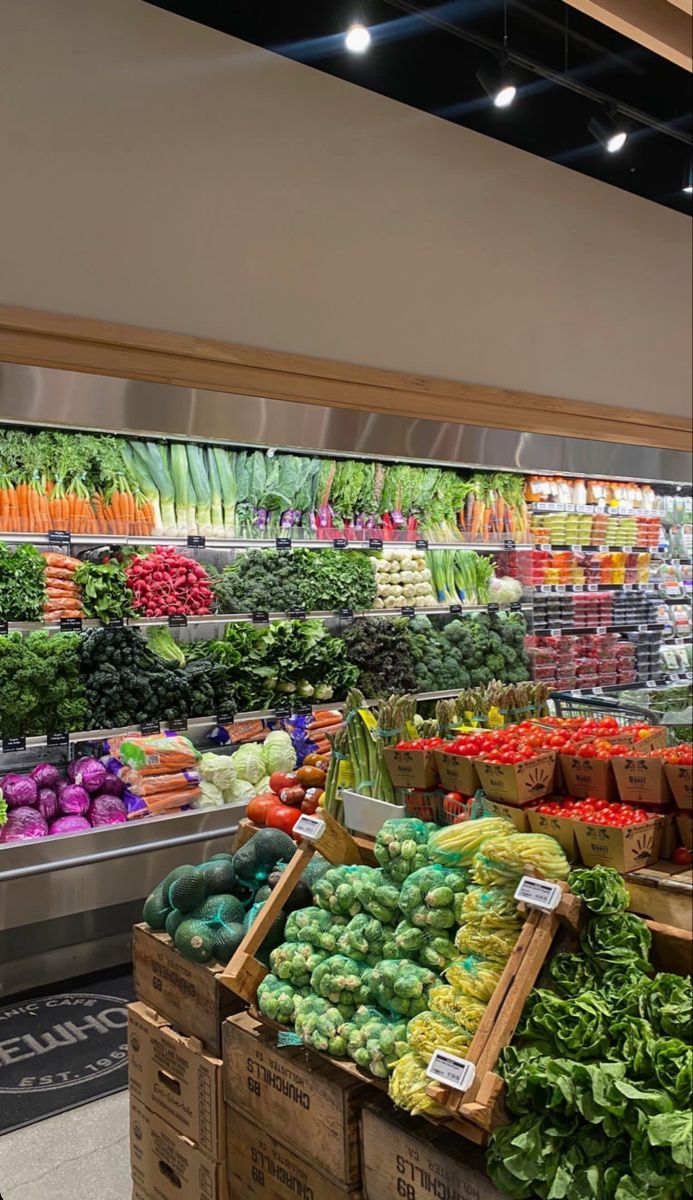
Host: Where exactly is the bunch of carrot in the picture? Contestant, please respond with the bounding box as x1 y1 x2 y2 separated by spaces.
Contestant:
305 710 344 756
459 473 530 543
41 552 84 622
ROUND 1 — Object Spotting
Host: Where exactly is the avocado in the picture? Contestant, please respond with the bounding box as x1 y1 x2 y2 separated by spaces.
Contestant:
211 921 245 964
165 908 185 940
190 894 245 927
169 871 207 913
197 859 237 895
142 883 171 930
175 918 215 964
160 864 196 893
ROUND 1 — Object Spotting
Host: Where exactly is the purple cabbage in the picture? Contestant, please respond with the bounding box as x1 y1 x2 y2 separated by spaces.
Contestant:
0 806 48 843
36 787 59 822
71 757 107 795
88 794 127 827
49 815 91 836
1 773 38 809
99 774 125 798
59 784 90 815
30 762 61 790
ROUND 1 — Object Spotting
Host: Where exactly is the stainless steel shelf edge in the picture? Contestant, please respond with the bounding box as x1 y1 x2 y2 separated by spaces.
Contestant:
1 363 690 485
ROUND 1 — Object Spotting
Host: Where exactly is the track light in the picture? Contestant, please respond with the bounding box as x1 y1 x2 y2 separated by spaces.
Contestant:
345 23 371 53
476 58 517 108
588 113 628 154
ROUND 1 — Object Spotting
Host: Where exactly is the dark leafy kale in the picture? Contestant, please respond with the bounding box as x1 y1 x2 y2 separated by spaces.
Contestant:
341 616 418 698
0 630 88 735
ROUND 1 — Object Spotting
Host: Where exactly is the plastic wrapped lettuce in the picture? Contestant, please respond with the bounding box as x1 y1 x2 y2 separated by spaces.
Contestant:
262 730 297 776
391 920 458 971
312 865 370 917
337 914 396 967
199 752 236 792
257 974 309 1025
269 941 327 987
398 865 469 930
231 742 266 785
406 1010 472 1058
310 954 373 1009
342 1006 408 1078
374 818 435 883
352 867 401 924
367 959 436 1018
294 995 352 1055
284 906 348 953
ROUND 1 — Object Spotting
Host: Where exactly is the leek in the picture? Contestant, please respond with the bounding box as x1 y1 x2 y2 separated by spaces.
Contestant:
212 448 238 535
186 443 212 536
207 448 224 537
121 443 163 533
170 442 196 534
130 441 177 534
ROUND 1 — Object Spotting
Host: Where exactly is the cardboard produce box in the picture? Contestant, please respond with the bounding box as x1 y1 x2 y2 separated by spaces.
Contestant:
130 1098 228 1200
474 751 556 806
361 1100 507 1200
574 815 663 873
482 797 537 832
434 748 479 796
382 747 438 789
128 1003 225 1161
527 807 579 859
132 924 243 1056
612 757 673 808
665 763 693 811
629 727 668 753
559 754 619 802
226 1106 363 1200
223 1012 367 1187
676 813 693 851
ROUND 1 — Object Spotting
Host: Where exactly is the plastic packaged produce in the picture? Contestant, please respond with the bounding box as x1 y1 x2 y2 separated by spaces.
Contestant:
428 984 488 1030
283 906 348 953
257 974 309 1025
367 959 437 1018
391 920 458 971
427 817 510 868
454 923 519 962
310 954 373 1009
389 1052 448 1117
443 954 505 1002
312 864 370 917
406 1010 472 1057
398 864 469 929
337 914 396 966
352 867 401 924
269 941 328 988
294 996 350 1056
374 818 435 882
471 833 570 886
342 1006 409 1078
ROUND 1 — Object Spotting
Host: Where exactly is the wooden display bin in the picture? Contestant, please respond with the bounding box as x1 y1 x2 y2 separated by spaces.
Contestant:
226 1107 364 1200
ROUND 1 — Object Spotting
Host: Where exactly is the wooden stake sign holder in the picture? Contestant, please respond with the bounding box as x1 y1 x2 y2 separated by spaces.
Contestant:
425 883 582 1135
220 809 363 1002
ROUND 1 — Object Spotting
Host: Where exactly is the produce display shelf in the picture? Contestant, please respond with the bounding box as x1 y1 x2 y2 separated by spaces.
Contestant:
572 672 691 696
533 543 657 554
533 621 667 636
533 584 659 594
0 530 532 552
529 503 658 515
0 602 534 634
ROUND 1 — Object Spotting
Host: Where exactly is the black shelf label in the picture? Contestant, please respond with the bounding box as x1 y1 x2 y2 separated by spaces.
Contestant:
401 606 415 618
168 614 188 628
252 611 269 625
510 601 523 611
60 617 82 632
0 620 8 636
48 529 71 546
333 537 348 550
274 698 292 716
339 607 354 621
368 538 384 550
47 730 70 748
139 721 160 735
107 617 125 629
449 604 462 614
276 537 292 551
165 718 188 732
215 712 235 727
2 736 26 753
415 539 429 550
487 603 500 614
503 538 516 550
288 608 307 620
293 704 313 717
187 535 206 548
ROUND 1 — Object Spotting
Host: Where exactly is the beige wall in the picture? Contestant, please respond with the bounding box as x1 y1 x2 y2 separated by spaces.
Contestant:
0 0 691 416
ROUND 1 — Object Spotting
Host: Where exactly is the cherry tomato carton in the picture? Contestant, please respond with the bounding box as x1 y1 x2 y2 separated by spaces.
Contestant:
383 744 439 790
474 751 556 806
612 755 673 808
663 763 693 811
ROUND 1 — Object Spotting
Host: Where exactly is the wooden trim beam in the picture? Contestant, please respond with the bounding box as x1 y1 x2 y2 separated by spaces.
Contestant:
0 304 689 452
562 0 692 71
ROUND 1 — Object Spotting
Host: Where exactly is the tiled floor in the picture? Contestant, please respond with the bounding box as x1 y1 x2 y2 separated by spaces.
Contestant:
0 1092 131 1200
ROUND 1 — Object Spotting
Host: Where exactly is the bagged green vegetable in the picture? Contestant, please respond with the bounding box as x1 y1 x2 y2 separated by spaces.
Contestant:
284 906 347 953
374 818 435 883
391 920 458 971
367 958 436 1018
398 864 468 930
310 954 373 1009
342 1006 408 1078
337 914 396 967
352 867 401 924
294 995 350 1056
444 954 504 1002
406 1010 472 1057
471 832 570 887
454 923 519 962
269 941 327 987
428 985 486 1033
312 865 370 917
257 974 309 1025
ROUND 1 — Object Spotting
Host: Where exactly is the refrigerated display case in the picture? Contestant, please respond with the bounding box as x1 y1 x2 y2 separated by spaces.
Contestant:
0 360 690 994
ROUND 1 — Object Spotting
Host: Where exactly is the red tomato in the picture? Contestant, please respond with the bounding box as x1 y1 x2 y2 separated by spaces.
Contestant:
247 793 281 825
266 803 300 835
268 771 299 795
673 847 693 866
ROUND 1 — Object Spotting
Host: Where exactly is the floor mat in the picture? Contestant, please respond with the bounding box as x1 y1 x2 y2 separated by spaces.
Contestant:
0 973 134 1134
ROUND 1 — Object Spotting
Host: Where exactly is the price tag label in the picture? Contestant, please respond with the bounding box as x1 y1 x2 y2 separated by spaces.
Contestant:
646 680 657 689
638 623 649 633
550 628 562 637
514 875 562 912
537 544 551 552
596 626 607 635
368 538 383 551
293 813 326 841
288 608 307 621
510 601 523 612
48 529 71 547
215 712 235 727
587 584 599 593
252 611 269 624
449 604 462 614
333 537 348 550
275 537 292 551
339 607 354 621
60 617 82 632
598 545 609 553
486 603 499 614
415 538 429 550
554 585 566 594
623 545 633 553
576 505 593 514
187 535 206 548
0 620 8 636
47 730 69 748
274 698 292 717
107 617 125 629
540 585 552 594
140 721 161 735
168 614 188 628
623 584 633 592
165 718 188 732
503 538 515 550
425 1050 476 1092
401 606 415 618
593 686 604 695
2 736 26 753
571 545 583 553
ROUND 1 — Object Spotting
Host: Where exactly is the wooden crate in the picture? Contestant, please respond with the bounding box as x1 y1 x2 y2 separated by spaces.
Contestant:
625 860 693 932
226 1106 364 1200
132 923 243 1056
220 809 363 1003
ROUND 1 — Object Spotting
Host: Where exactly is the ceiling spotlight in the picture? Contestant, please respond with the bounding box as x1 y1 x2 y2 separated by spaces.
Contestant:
588 113 628 154
345 23 371 53
476 58 517 108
